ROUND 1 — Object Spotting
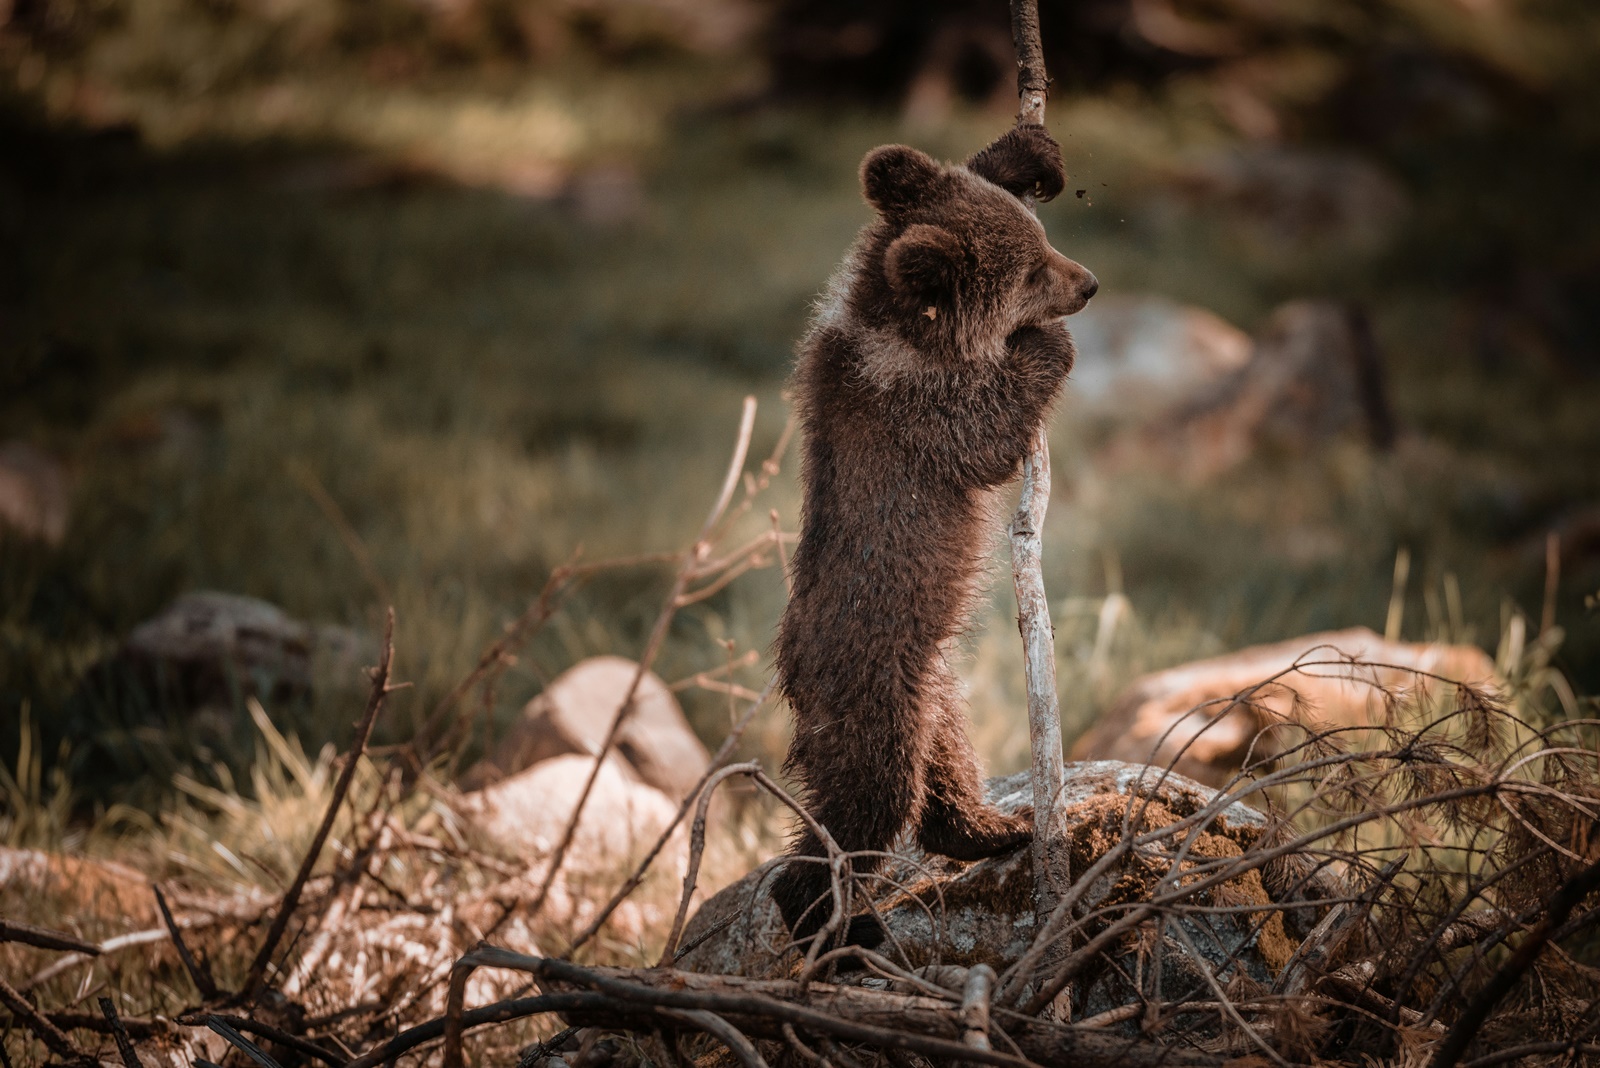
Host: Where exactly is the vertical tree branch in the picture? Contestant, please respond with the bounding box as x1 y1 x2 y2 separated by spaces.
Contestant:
1006 0 1066 1012
1009 0 1049 128
514 398 759 933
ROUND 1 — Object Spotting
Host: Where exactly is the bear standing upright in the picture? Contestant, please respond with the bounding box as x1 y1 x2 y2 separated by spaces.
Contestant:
771 124 1098 947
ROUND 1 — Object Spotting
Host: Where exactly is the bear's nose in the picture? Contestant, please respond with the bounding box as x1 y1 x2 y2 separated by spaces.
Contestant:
1081 275 1099 301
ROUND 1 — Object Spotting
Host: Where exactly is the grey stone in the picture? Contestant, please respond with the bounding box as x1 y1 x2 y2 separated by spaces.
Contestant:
105 591 375 716
677 763 1334 1033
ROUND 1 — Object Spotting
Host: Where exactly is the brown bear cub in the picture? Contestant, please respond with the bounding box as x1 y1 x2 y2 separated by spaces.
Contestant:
771 124 1098 949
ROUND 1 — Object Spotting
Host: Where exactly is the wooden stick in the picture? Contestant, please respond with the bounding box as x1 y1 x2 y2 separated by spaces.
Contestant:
154 882 217 1000
0 972 86 1062
346 994 608 1068
206 1016 287 1068
959 964 996 1053
1009 0 1049 127
1005 0 1067 1012
43 1014 172 1038
659 1008 771 1068
428 951 1220 1068
97 997 144 1068
184 1014 349 1068
0 919 100 956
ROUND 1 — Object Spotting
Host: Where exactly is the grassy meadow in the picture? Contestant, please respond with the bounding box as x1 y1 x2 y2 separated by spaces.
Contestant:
2 38 1597 853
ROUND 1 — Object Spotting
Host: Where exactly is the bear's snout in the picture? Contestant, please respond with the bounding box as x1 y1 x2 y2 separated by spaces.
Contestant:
1045 251 1098 316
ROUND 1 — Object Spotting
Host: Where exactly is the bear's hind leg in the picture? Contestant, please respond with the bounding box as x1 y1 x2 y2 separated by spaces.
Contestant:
917 701 1032 861
772 729 926 949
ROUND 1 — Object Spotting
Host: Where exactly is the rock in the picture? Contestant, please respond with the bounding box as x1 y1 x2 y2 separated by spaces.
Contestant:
109 591 373 714
461 655 710 801
1072 628 1501 786
678 765 1331 1031
457 752 684 876
1100 299 1395 481
0 440 69 544
1064 294 1253 421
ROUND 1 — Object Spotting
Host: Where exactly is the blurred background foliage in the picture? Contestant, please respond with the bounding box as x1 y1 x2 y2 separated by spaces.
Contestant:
1 0 1597 815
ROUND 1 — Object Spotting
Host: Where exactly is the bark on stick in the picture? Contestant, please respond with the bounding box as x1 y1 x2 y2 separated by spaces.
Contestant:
1005 0 1067 1004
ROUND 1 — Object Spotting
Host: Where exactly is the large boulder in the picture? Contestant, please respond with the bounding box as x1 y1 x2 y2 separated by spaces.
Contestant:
1099 300 1396 481
98 591 374 715
678 764 1331 1030
1072 628 1501 786
461 655 710 802
1064 294 1253 421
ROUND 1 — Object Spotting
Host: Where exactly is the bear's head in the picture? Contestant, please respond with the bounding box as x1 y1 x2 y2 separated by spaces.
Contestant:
855 125 1097 361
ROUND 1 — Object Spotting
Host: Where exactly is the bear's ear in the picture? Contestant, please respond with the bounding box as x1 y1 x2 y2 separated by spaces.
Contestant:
884 223 965 303
965 124 1066 202
860 145 943 216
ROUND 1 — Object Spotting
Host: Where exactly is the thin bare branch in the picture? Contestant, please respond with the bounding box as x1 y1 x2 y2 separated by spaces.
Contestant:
97 997 143 1068
659 761 763 964
244 607 396 996
519 398 764 932
0 920 101 957
345 994 608 1068
660 1008 770 1068
0 972 87 1062
206 1016 287 1068
567 682 773 957
153 882 217 1000
184 1014 348 1068
1428 852 1600 1068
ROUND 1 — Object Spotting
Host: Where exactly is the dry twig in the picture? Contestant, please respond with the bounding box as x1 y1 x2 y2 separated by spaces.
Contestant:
97 996 144 1068
0 920 101 957
243 608 397 996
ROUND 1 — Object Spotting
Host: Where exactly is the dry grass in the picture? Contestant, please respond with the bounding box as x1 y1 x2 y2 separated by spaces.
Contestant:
5 621 1596 1067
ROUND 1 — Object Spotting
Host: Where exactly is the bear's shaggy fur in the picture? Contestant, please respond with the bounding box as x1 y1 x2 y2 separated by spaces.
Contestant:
771 125 1098 945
